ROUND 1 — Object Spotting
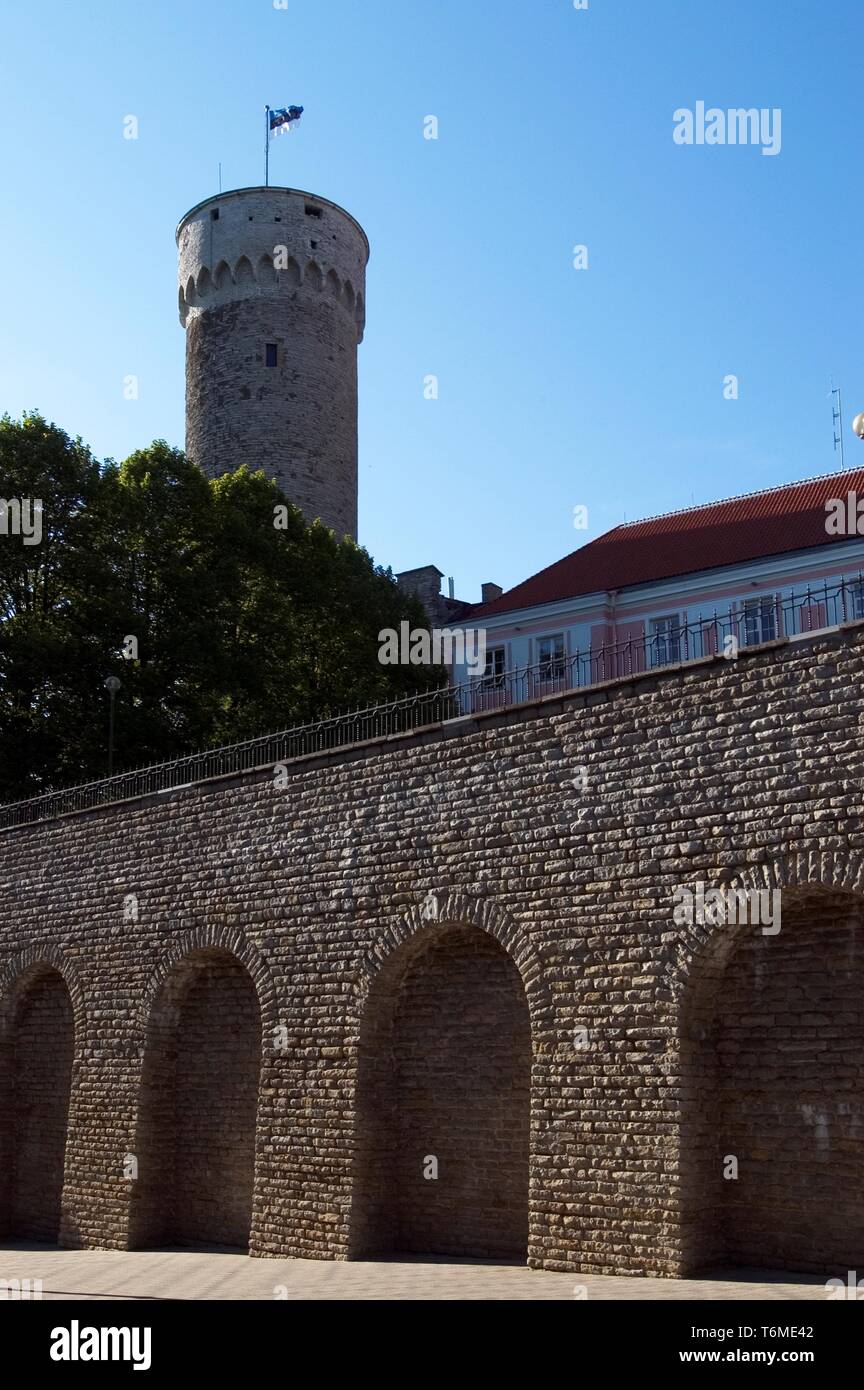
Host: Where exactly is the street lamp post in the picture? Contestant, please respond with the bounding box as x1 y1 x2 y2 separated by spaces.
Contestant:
104 676 121 777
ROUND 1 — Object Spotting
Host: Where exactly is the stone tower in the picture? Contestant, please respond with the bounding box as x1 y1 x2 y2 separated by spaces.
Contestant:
176 187 368 539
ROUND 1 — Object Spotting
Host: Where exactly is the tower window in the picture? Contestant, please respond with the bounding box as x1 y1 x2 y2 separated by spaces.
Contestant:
304 204 322 219
210 208 219 221
265 343 278 368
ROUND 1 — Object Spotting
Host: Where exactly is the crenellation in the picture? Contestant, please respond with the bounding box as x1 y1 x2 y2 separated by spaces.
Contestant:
177 186 368 539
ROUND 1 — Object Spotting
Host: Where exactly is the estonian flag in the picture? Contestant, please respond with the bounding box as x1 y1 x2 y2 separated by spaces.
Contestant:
269 105 304 137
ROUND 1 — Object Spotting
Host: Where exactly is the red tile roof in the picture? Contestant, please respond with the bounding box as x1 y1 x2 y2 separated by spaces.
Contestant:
470 467 864 618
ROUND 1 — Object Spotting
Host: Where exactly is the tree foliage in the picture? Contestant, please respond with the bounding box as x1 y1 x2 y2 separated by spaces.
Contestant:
0 414 438 800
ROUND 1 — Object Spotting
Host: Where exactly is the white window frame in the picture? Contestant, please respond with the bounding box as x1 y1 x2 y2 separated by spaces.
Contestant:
650 614 681 667
743 595 778 646
478 645 506 690
537 633 566 680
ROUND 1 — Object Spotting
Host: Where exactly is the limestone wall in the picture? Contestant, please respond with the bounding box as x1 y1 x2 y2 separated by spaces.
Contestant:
1 624 864 1275
177 187 367 539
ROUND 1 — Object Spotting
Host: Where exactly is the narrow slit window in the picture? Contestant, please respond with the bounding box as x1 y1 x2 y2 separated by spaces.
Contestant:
265 343 278 368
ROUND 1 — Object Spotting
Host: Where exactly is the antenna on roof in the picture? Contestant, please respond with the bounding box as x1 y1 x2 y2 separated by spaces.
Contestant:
831 382 845 470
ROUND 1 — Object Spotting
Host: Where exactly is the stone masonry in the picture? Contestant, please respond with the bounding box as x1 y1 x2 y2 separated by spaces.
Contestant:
1 623 864 1276
178 188 368 539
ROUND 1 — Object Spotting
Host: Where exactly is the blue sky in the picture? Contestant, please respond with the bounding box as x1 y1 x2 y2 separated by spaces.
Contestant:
1 0 861 601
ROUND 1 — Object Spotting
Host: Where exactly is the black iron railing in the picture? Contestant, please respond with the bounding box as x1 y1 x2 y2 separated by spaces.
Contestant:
1 572 862 829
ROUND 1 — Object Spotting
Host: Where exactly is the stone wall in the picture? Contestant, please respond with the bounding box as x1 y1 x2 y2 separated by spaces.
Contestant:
350 923 531 1259
178 187 367 539
129 949 261 1249
1 623 864 1276
681 889 864 1274
0 965 74 1241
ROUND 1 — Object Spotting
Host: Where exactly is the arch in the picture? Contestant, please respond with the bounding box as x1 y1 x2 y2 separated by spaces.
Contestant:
235 255 254 286
196 265 211 298
130 944 265 1250
0 959 76 1241
257 253 277 287
280 255 301 288
355 890 549 1027
350 907 534 1261
304 260 323 291
137 923 277 1033
343 279 355 313
0 945 87 1038
677 865 864 1275
178 285 187 326
666 852 864 995
184 274 197 307
214 259 233 290
325 268 341 299
354 291 365 337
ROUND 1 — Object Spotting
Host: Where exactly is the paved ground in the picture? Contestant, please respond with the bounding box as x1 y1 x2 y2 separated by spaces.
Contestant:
0 1244 836 1300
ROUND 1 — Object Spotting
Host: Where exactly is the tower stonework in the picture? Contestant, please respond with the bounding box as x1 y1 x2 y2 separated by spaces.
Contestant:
177 187 368 539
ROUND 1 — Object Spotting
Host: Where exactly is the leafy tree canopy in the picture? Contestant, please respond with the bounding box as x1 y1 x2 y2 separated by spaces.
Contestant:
0 413 439 800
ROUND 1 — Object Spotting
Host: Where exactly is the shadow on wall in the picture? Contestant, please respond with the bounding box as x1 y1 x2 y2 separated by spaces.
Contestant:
349 920 532 1262
0 964 74 1243
129 948 262 1252
679 886 864 1276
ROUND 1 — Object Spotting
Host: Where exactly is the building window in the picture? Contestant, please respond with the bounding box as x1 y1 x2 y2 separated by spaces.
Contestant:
849 581 864 621
743 595 778 646
537 634 566 680
479 645 506 690
304 204 322 218
651 614 681 666
265 343 278 368
210 208 219 221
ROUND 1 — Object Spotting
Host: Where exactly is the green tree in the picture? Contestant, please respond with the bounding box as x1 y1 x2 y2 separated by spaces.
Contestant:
0 417 442 800
0 412 110 795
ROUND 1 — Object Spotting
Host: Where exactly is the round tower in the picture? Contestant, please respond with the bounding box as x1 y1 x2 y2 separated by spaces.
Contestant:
176 187 368 539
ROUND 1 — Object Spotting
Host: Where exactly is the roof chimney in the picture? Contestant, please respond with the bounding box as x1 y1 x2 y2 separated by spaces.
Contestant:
481 582 503 604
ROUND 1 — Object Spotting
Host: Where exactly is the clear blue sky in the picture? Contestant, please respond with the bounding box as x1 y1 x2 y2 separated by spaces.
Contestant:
1 0 861 601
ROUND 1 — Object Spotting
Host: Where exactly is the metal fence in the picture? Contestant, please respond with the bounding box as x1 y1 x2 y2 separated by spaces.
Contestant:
1 572 862 829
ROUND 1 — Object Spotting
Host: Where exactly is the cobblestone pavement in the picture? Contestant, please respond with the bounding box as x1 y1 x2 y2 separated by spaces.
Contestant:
0 1245 835 1301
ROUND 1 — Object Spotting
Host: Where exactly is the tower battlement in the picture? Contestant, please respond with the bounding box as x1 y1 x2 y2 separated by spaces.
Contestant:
177 187 369 539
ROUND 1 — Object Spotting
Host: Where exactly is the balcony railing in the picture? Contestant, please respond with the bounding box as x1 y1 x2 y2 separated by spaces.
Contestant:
0 572 861 829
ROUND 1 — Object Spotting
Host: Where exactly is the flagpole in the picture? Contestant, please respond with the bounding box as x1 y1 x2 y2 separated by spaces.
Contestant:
265 105 270 187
